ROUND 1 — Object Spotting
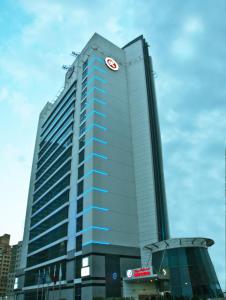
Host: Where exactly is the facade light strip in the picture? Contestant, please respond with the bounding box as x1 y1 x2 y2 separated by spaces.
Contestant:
92 98 107 105
87 66 107 76
81 123 107 137
86 110 106 119
85 98 107 108
86 86 107 97
83 169 108 179
82 241 110 246
79 226 110 233
85 137 108 147
84 169 107 178
80 187 109 197
86 56 104 69
88 56 105 65
83 205 109 214
83 152 108 162
86 76 107 86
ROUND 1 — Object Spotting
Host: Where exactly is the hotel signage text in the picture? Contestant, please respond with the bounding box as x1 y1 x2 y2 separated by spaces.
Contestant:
126 267 152 279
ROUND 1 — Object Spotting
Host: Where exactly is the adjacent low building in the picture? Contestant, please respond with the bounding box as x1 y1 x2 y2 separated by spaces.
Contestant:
0 234 11 298
7 241 22 297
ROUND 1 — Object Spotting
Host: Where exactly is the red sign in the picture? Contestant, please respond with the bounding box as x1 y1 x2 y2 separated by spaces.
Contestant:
105 57 119 71
127 267 152 278
133 268 151 277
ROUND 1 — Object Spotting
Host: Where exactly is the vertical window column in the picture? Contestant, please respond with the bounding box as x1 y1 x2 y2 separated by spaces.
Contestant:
75 59 89 254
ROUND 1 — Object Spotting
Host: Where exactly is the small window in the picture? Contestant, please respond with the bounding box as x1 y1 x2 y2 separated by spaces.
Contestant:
79 136 85 150
76 235 82 252
80 110 86 123
83 59 88 71
79 122 86 135
77 198 83 214
75 257 82 279
77 181 84 196
81 98 87 111
78 164 84 180
82 78 87 90
79 150 85 164
81 87 87 100
76 216 83 232
82 68 88 80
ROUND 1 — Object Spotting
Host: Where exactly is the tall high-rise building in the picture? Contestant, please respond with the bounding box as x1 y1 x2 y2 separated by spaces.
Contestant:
0 234 11 297
17 33 169 300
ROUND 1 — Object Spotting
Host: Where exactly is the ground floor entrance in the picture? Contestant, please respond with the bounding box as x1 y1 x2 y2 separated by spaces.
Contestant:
139 295 157 300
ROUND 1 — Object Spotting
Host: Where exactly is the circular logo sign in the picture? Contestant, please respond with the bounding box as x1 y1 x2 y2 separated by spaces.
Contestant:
126 270 133 278
105 57 119 71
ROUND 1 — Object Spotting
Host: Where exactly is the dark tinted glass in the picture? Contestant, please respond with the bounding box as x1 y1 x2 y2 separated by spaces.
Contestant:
76 235 82 252
29 207 68 240
31 190 69 226
32 175 71 211
24 260 66 287
36 143 72 179
79 150 85 163
79 136 85 149
76 216 83 232
27 241 67 267
78 164 84 179
152 247 223 299
77 198 83 214
77 181 83 196
28 223 68 253
34 161 71 197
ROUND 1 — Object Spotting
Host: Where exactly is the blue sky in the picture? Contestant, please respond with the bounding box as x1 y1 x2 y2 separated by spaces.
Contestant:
0 0 225 289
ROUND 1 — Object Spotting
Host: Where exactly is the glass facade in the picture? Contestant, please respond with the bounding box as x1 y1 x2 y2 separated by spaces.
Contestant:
24 80 76 288
152 247 223 299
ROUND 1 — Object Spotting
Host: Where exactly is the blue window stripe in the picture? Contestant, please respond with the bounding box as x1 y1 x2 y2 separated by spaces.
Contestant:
93 123 107 130
79 186 108 198
88 66 107 76
84 137 108 148
86 98 107 108
82 110 106 124
80 124 107 137
93 187 108 193
83 57 104 74
86 110 106 119
83 152 108 162
88 56 105 65
86 86 107 97
83 169 108 178
83 240 110 246
87 76 107 87
87 123 107 132
83 205 109 214
80 226 110 233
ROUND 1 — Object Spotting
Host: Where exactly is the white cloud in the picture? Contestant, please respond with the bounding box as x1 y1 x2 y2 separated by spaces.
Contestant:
106 17 122 34
171 37 195 59
184 16 204 34
171 16 204 60
0 87 9 102
0 87 35 122
0 143 33 244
